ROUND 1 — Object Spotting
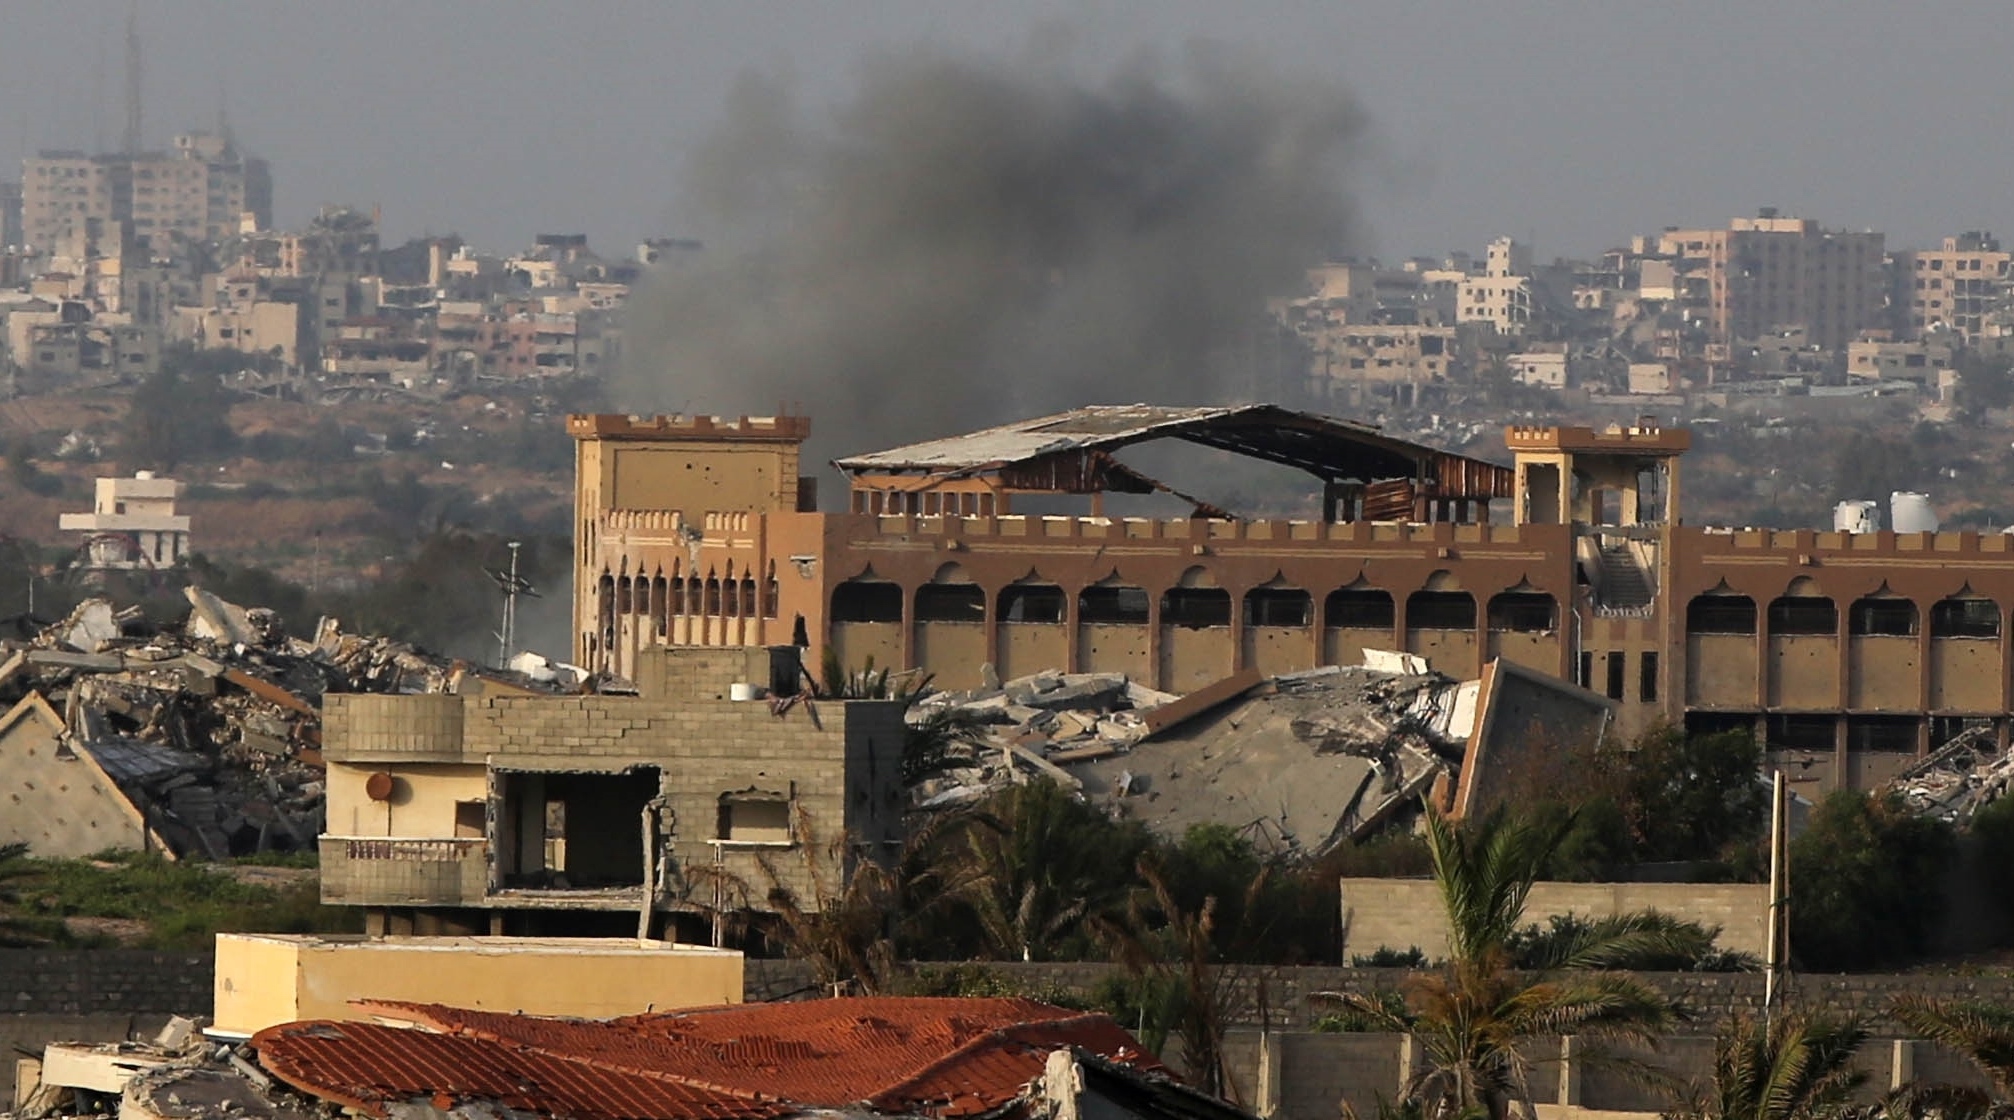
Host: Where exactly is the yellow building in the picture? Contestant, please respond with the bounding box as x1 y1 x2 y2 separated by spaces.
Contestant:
212 933 743 1037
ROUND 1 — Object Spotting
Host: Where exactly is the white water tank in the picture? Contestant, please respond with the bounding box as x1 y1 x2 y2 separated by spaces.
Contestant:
1833 500 1880 534
1890 492 1940 534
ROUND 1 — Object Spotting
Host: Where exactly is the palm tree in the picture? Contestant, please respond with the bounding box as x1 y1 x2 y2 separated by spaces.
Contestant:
738 805 985 995
1096 856 1277 1105
950 779 1151 961
1890 995 2014 1107
1316 806 1684 1120
1668 1010 1867 1120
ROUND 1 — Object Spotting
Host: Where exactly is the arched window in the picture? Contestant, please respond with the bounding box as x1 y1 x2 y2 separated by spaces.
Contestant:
1487 591 1557 632
915 584 985 622
1080 584 1150 624
1326 588 1394 629
999 584 1066 624
1688 594 1755 635
1931 597 2000 639
1768 592 1836 635
1161 587 1231 628
1407 590 1476 631
1246 587 1312 627
1849 596 1917 637
831 580 902 623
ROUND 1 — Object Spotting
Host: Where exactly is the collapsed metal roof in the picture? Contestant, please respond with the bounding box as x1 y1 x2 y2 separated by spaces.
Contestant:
832 403 1514 500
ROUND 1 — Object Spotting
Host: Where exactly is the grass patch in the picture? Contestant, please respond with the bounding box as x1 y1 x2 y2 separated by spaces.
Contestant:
16 850 358 950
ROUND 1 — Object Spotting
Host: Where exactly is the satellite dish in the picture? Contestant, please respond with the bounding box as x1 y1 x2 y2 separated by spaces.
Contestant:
365 772 395 802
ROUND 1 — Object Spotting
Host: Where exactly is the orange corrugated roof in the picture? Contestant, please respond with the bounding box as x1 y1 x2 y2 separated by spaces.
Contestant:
254 996 1169 1120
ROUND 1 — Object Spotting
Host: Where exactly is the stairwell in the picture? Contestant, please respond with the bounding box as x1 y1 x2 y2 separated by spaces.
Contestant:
1597 544 1654 610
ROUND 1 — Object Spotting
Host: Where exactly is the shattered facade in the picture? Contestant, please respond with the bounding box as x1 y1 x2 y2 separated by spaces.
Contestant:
317 645 907 935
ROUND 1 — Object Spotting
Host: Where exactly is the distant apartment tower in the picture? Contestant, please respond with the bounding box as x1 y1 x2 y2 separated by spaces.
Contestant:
0 180 21 248
1654 211 1884 351
20 133 271 250
1893 232 2010 340
1458 237 1534 335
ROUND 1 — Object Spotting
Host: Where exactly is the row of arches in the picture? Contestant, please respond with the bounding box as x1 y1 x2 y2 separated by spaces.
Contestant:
1688 588 2003 639
830 578 1563 634
597 562 782 640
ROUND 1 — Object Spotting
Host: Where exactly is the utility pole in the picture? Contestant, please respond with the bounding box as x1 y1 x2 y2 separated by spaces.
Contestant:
1764 769 1789 1022
488 542 537 669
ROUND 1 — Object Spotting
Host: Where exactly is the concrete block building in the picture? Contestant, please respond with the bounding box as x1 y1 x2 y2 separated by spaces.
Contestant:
318 645 906 936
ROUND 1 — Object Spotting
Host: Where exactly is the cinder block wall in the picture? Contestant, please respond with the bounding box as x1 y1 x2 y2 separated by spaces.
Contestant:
1340 879 1771 961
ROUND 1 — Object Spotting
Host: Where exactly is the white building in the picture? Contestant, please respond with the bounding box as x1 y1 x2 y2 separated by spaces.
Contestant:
59 472 190 570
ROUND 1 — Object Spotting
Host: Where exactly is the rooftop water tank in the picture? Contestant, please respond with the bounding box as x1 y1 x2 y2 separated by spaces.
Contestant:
1891 492 1939 534
1833 500 1880 534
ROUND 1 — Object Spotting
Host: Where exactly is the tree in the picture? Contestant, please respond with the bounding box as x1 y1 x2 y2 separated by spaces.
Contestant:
948 780 1153 962
1316 806 1684 1120
1619 725 1768 864
120 364 237 470
1096 856 1272 1105
1668 1010 1867 1120
1827 434 1921 507
1789 792 1954 971
1958 353 2014 416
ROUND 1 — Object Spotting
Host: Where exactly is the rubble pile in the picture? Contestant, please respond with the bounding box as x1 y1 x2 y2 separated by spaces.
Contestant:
1889 724 2014 824
18 1016 316 1120
907 670 1177 808
0 588 568 860
906 656 1491 858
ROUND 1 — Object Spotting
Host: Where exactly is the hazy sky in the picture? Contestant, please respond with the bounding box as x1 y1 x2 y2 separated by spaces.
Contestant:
4 2 2011 262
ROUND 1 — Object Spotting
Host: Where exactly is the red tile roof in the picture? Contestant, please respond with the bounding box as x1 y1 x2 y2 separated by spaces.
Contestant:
253 996 1170 1120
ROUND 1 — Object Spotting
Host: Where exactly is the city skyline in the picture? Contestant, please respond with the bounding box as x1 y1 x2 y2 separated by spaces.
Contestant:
4 2 2013 262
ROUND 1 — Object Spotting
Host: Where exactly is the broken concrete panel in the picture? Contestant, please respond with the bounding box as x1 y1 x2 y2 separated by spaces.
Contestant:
1451 658 1616 820
183 587 260 647
61 600 121 654
1139 668 1265 738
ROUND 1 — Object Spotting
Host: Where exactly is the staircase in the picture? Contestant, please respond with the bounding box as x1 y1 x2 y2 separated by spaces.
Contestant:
1597 545 1654 610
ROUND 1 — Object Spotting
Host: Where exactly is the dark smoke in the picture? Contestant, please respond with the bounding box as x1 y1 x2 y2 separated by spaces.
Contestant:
616 41 1365 467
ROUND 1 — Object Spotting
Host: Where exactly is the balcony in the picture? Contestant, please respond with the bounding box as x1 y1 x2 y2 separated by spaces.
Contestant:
320 836 487 907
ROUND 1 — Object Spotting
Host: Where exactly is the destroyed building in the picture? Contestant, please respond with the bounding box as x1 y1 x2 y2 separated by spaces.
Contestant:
317 644 907 936
0 588 561 861
570 404 2014 797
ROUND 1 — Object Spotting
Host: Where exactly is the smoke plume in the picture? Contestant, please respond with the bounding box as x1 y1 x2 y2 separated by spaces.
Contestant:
616 40 1365 466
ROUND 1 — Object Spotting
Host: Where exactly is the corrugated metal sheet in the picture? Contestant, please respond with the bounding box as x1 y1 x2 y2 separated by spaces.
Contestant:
834 403 1512 503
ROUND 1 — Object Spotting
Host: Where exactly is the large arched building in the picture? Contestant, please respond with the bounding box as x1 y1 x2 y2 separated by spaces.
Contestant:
570 405 2013 796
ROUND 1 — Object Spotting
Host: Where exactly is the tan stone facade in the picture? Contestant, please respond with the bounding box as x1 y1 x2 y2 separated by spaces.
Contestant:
569 406 2014 803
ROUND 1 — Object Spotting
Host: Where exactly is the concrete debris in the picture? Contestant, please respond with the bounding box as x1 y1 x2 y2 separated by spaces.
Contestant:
16 1022 316 1120
910 649 1617 862
1 594 573 861
1889 724 2014 824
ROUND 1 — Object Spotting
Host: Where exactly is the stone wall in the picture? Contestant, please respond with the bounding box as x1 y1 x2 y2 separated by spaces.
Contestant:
746 960 2014 1036
0 951 211 1102
1340 879 1772 961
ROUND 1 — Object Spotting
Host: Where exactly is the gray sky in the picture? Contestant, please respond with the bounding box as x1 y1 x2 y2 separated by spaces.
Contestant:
4 2 2010 262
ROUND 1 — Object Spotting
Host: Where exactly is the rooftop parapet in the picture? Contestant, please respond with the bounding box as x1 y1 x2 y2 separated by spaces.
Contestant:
567 413 811 442
1505 423 1691 454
